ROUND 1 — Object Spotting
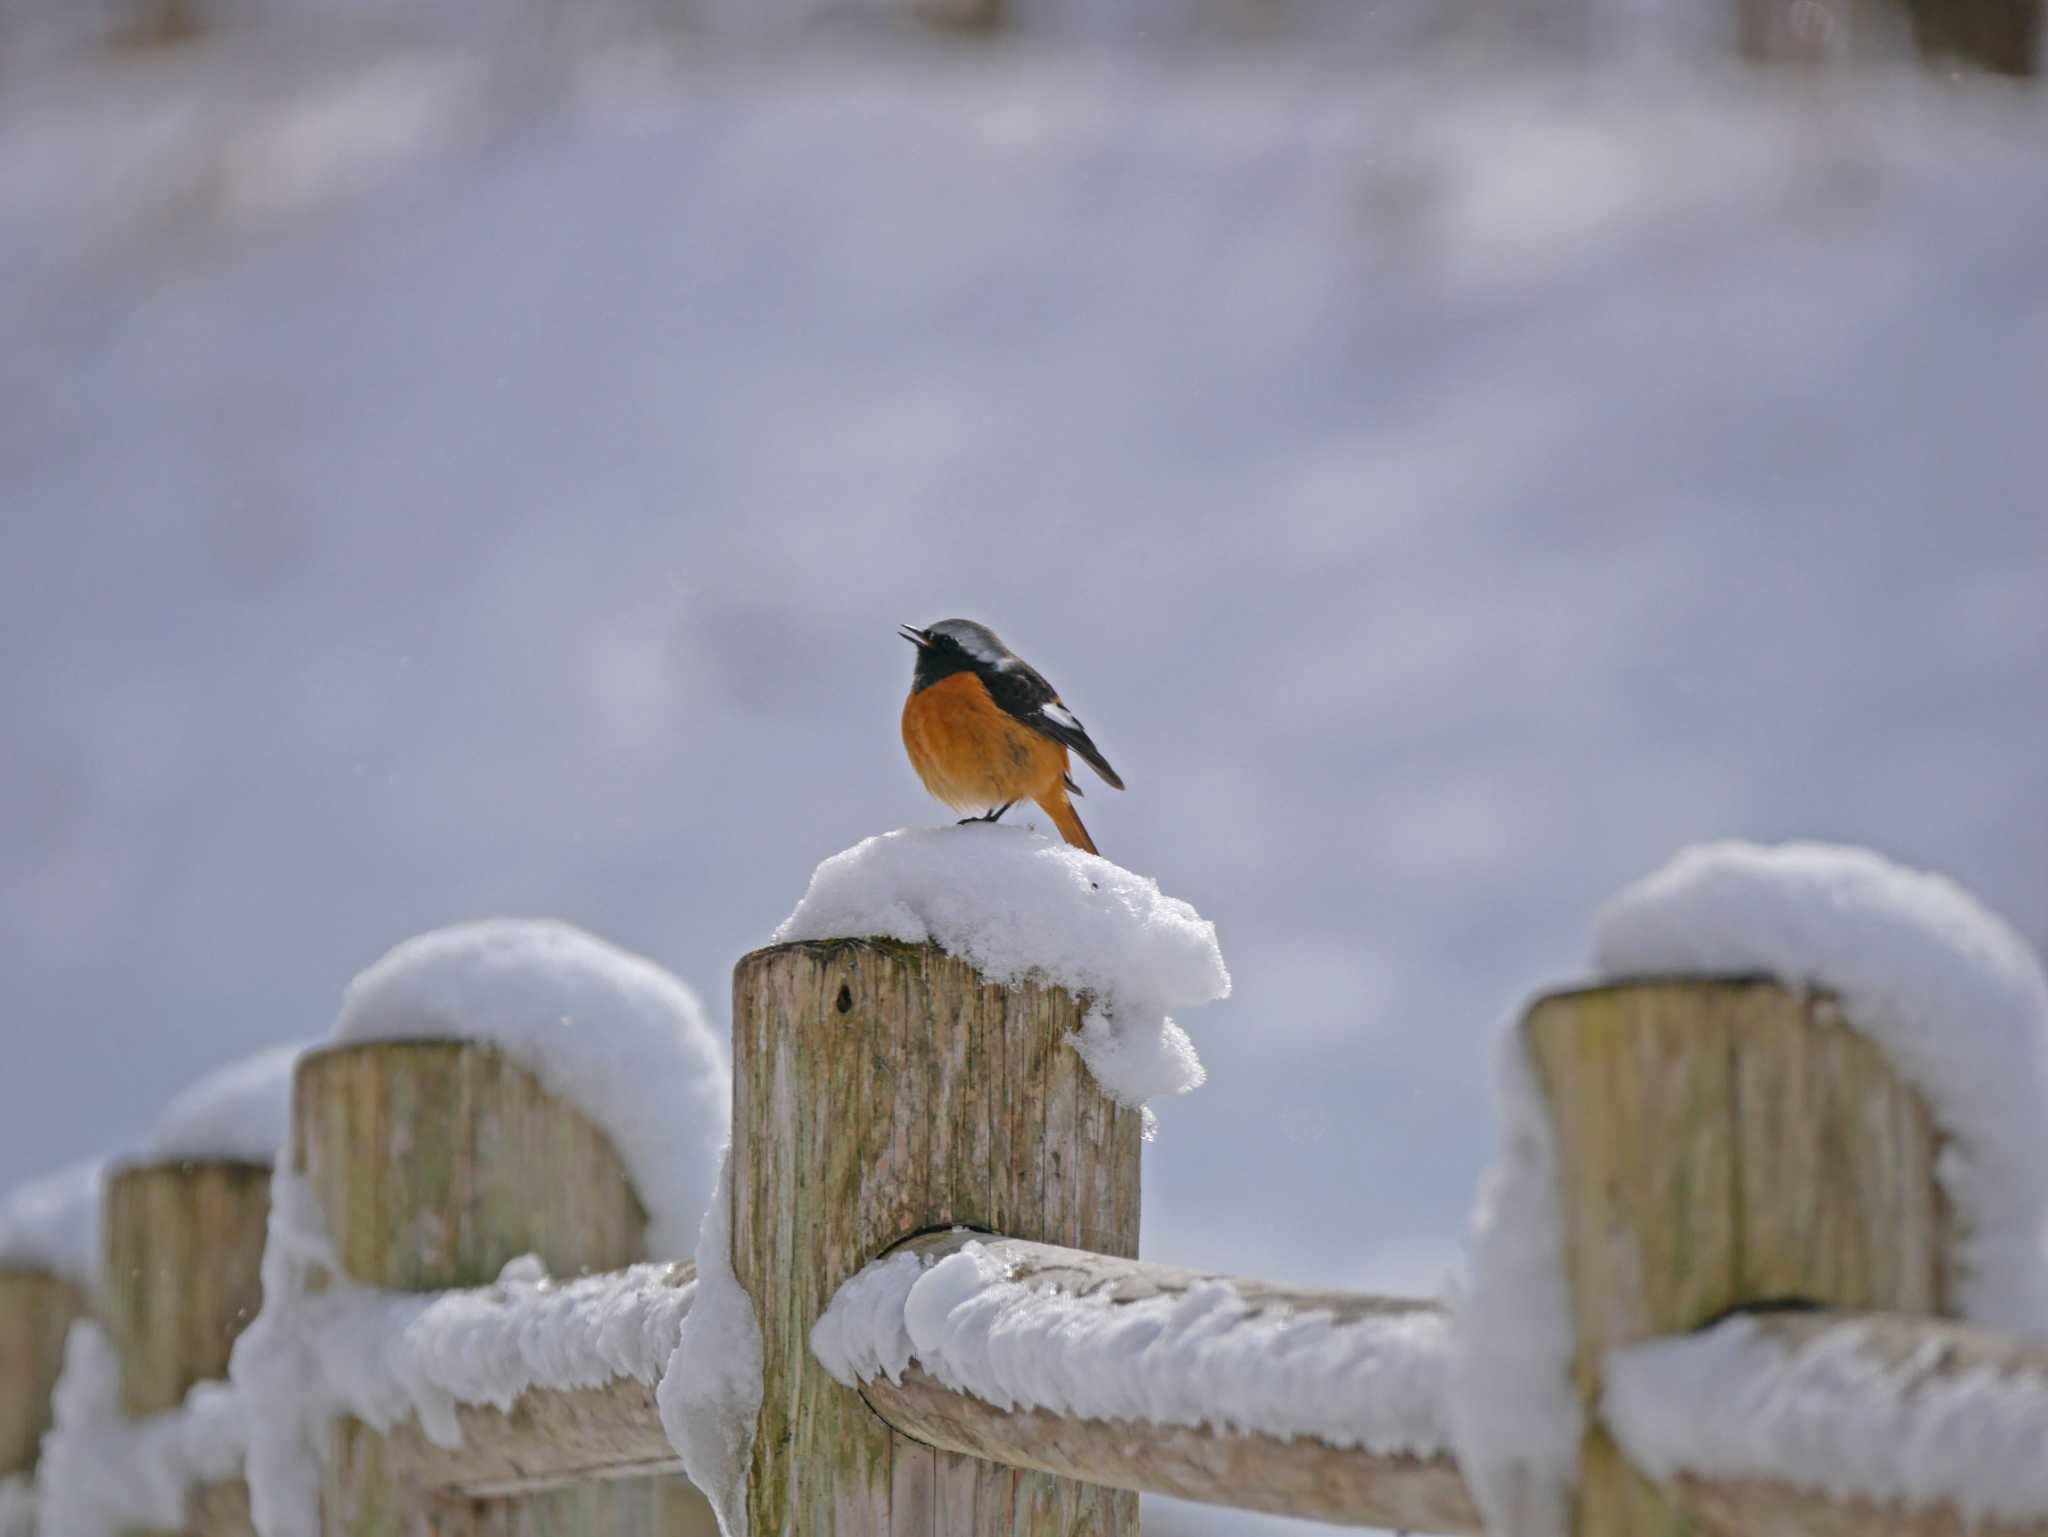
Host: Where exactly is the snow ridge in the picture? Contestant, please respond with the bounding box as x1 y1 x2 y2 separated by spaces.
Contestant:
1605 1315 2048 1522
811 1238 1452 1457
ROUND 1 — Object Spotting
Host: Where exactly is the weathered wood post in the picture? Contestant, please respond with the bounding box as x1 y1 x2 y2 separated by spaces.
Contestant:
0 1266 88 1504
101 1158 274 1536
1523 979 1948 1537
730 938 1144 1536
103 1160 273 1417
295 1040 717 1537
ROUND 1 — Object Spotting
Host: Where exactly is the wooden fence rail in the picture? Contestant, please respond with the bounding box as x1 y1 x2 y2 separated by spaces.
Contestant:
5 941 2047 1536
184 1275 2048 1535
835 1230 1478 1533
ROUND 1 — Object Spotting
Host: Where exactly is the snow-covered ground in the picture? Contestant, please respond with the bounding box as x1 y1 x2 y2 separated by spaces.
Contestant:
3 25 2047 1535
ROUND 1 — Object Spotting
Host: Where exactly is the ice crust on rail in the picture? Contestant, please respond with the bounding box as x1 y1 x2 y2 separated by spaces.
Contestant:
282 1232 695 1426
229 1168 698 1537
1605 1314 2048 1522
1593 840 2048 1333
774 827 1228 1127
39 1172 691 1537
810 1239 1453 1457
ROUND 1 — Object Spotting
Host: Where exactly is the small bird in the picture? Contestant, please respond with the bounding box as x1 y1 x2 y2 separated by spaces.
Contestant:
899 619 1124 855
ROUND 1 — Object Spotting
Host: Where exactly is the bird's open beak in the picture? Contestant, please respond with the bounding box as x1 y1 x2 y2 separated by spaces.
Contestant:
898 624 931 648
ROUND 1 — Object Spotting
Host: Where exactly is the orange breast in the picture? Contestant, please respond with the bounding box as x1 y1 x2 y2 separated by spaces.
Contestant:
902 672 1067 813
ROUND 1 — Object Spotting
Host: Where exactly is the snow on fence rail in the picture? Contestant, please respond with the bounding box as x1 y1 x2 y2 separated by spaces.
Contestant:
2 837 2047 1537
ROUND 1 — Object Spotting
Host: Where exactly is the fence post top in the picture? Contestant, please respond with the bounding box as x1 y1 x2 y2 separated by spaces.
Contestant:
734 935 951 971
1523 972 1827 1013
294 1034 511 1070
104 1157 273 1183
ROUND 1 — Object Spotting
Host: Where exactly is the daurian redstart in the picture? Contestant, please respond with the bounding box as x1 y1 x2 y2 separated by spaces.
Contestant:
899 619 1124 855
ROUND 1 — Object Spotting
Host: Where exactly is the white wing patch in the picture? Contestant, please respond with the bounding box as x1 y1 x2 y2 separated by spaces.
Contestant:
1041 702 1083 732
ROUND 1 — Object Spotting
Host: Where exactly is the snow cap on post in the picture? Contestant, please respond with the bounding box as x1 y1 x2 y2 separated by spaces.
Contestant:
1593 840 2048 1334
336 917 730 1257
1453 839 2042 1537
145 1043 304 1165
0 1162 104 1296
735 825 1166 1536
774 825 1228 1130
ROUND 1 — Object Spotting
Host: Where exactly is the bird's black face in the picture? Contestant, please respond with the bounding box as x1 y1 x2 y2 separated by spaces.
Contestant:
900 619 990 693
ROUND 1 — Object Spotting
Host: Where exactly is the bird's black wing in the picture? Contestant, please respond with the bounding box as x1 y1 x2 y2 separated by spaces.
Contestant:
982 661 1126 791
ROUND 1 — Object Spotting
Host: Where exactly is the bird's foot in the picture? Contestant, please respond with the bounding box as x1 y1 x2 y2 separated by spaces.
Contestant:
956 802 1016 826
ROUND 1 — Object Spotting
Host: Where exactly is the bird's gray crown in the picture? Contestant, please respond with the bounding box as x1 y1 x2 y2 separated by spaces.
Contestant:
924 619 1011 668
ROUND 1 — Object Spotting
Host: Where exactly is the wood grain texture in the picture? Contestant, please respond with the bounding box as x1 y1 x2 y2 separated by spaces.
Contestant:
867 1366 1479 1531
1524 979 1948 1537
390 1373 683 1493
295 1039 711 1537
0 1268 87 1476
103 1159 273 1417
731 939 1143 1537
852 1230 1478 1531
295 1040 647 1291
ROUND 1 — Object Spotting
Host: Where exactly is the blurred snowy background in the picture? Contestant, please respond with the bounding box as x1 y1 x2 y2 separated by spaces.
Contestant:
3 0 2046 1527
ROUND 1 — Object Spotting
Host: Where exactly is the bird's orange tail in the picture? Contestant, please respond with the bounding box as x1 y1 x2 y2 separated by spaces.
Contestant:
1035 786 1099 856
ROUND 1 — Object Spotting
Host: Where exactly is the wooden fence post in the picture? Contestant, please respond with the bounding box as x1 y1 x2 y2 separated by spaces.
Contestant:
0 1267 87 1496
730 938 1144 1537
101 1158 273 1536
1523 978 1949 1537
294 1040 717 1537
103 1160 273 1418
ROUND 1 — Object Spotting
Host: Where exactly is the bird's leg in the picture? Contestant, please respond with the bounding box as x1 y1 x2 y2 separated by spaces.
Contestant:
956 802 1016 826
